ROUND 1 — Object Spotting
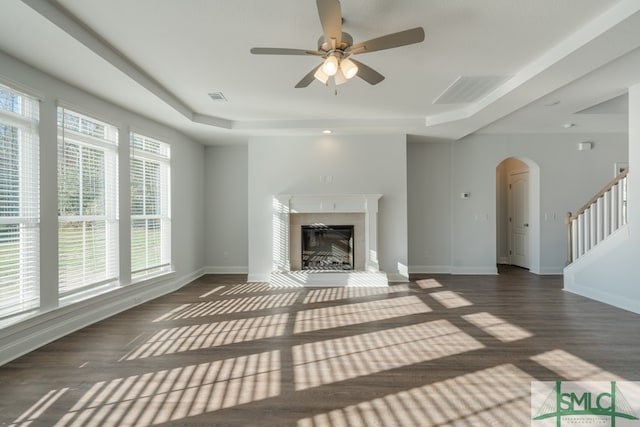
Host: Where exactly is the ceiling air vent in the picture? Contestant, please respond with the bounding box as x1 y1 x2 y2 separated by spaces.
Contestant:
208 92 228 102
433 76 509 104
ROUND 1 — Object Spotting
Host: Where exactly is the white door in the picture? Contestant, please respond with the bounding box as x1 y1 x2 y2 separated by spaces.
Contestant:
508 171 529 268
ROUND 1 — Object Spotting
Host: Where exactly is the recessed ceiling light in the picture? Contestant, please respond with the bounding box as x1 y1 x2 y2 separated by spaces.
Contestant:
563 123 575 128
322 129 332 134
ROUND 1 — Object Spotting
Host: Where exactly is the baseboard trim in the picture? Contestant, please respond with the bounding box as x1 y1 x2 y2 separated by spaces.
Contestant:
409 265 452 274
204 266 248 274
0 268 205 366
536 267 564 275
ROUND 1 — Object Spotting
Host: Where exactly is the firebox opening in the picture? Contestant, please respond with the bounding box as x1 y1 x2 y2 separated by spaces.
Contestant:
301 224 354 271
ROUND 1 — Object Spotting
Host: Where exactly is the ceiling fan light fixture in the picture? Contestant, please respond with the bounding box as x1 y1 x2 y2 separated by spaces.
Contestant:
250 1 425 89
334 68 348 86
340 58 358 79
322 54 339 76
314 67 330 84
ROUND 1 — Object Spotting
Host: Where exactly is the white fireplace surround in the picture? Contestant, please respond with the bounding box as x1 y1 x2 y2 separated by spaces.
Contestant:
271 194 388 287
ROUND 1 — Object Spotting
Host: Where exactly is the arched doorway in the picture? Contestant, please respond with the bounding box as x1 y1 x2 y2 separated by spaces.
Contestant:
496 157 541 272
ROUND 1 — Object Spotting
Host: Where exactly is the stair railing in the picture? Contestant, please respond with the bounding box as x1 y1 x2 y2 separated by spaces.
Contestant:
566 169 628 264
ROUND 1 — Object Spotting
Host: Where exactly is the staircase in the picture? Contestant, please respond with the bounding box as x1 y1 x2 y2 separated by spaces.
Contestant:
565 169 628 264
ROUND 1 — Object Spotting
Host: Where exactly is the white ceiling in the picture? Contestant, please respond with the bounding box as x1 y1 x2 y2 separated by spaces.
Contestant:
1 0 639 145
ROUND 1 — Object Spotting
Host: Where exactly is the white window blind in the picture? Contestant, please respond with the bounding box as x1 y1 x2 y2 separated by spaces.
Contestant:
0 84 39 318
58 108 118 295
130 132 171 280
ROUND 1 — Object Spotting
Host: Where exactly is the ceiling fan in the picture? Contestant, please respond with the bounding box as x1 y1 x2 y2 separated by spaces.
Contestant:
250 0 425 88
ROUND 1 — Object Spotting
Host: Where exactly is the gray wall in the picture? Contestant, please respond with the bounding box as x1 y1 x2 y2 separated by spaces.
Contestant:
407 132 628 274
204 145 248 272
203 132 627 277
407 140 452 271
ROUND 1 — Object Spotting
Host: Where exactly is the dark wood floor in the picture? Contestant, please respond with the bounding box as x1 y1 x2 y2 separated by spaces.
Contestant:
1 266 638 426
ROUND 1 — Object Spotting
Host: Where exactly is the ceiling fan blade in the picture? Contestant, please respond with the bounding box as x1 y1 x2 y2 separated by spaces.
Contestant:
316 0 342 47
295 65 322 88
349 59 385 85
347 27 425 55
250 47 323 56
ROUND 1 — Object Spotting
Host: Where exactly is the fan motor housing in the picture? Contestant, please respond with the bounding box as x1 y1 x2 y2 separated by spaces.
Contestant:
317 32 353 52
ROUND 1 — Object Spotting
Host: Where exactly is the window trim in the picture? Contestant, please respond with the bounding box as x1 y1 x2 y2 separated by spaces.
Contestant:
130 132 171 281
0 84 40 319
57 107 119 297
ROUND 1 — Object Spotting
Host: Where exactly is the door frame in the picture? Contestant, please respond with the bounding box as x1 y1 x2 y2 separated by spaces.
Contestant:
495 157 541 274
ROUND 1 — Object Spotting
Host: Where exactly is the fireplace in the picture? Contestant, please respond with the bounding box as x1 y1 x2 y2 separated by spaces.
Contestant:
289 212 364 271
271 193 387 286
301 224 354 270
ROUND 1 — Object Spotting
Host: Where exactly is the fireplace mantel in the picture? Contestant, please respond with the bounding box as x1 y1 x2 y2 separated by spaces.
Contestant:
271 194 388 287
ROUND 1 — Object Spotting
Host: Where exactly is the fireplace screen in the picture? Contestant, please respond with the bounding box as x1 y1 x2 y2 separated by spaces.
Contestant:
301 225 354 270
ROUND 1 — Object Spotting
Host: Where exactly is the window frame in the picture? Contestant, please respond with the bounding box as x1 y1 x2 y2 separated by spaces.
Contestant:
0 83 40 319
57 107 119 297
130 132 171 281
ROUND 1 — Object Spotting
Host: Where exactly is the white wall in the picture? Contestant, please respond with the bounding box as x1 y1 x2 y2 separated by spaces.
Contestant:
247 134 408 282
408 132 628 275
564 84 640 314
0 50 206 364
204 145 248 272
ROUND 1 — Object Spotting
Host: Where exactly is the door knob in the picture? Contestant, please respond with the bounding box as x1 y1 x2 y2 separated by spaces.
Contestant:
524 223 529 227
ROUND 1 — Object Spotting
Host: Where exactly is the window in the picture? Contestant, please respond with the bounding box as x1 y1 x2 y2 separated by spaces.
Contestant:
57 108 118 295
0 84 39 318
130 132 170 280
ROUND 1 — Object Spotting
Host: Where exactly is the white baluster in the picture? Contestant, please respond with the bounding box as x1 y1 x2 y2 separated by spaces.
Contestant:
618 180 627 227
603 191 611 238
567 172 628 264
625 176 628 225
590 206 598 249
571 219 579 262
577 214 585 257
596 197 604 244
584 208 592 251
611 183 619 231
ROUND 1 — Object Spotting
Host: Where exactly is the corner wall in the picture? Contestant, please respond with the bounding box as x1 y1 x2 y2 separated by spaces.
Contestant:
407 139 452 272
204 145 248 272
